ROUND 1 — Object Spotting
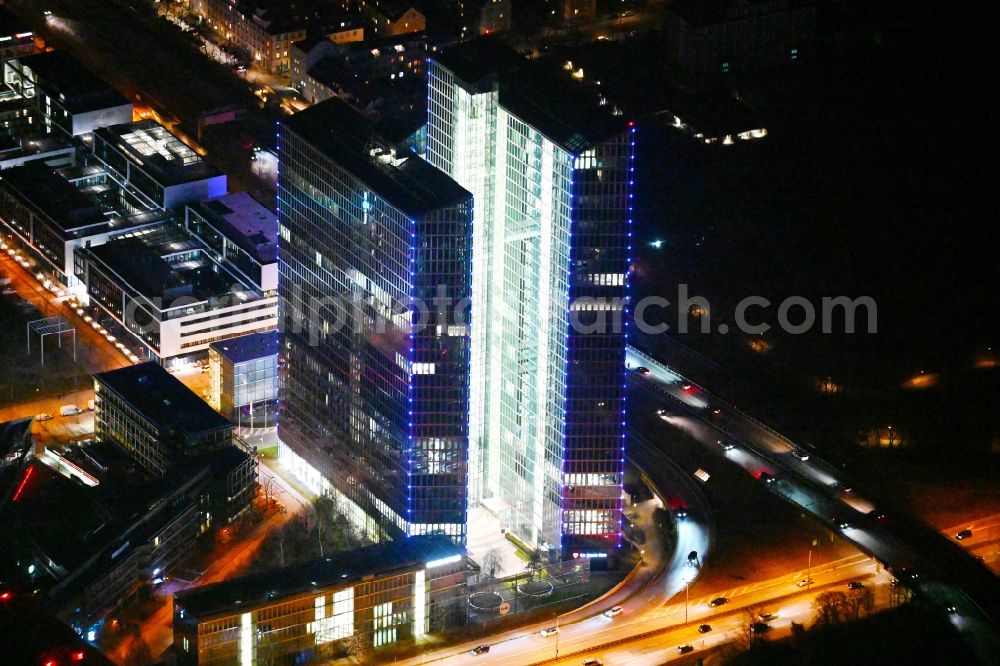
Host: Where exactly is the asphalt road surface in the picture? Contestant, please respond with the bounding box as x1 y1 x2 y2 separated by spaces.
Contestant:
626 345 1000 664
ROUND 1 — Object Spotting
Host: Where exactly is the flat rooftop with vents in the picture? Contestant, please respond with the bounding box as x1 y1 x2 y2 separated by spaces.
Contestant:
92 120 227 209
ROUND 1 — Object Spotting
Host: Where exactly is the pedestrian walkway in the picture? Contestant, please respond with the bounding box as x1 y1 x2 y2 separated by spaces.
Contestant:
466 506 525 578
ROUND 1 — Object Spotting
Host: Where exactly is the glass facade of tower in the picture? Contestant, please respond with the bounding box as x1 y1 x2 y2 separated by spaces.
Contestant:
277 101 473 545
427 57 631 558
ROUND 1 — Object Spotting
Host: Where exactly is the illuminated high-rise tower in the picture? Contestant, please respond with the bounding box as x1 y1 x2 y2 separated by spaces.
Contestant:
277 99 473 544
426 42 634 559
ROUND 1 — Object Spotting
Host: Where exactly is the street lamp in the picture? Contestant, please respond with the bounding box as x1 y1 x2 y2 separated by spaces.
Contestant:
555 612 560 659
807 539 817 591
685 580 690 624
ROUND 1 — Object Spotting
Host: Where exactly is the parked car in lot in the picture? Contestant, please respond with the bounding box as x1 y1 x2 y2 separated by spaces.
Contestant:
59 405 82 417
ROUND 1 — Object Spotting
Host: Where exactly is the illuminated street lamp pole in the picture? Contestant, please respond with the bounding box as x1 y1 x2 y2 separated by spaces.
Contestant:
685 580 690 624
807 539 817 591
555 613 560 659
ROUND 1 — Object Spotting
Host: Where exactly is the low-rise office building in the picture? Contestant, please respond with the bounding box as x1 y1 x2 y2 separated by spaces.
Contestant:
75 220 278 362
173 536 467 665
0 161 173 294
4 50 133 137
184 191 278 294
208 331 279 428
0 439 210 633
0 132 77 171
94 362 257 527
92 120 227 211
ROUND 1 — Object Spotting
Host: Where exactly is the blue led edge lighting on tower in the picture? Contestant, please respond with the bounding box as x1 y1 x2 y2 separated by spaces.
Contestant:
405 214 416 526
619 121 637 551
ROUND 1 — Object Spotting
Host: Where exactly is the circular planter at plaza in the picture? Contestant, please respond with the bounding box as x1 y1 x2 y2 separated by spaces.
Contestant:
468 591 504 612
516 579 554 598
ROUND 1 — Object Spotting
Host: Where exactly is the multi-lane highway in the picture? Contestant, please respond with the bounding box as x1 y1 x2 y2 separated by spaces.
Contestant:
626 345 1000 664
392 341 999 665
395 442 714 666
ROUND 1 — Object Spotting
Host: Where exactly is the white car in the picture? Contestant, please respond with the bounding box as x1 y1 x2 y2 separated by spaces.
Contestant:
540 626 559 637
791 449 810 461
797 577 813 588
603 606 623 618
35 413 53 422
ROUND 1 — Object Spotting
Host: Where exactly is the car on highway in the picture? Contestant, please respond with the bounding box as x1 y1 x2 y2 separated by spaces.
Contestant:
954 529 972 540
471 645 490 655
698 624 712 633
674 507 688 519
681 383 692 390
791 448 810 461
603 606 623 618
711 408 722 415
708 597 728 607
34 413 53 422
758 472 776 484
945 605 958 614
832 517 851 530
582 660 603 666
634 366 650 376
540 626 559 637
797 577 814 588
891 566 920 581
758 612 776 622
847 581 865 590
677 644 694 654
719 439 736 451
